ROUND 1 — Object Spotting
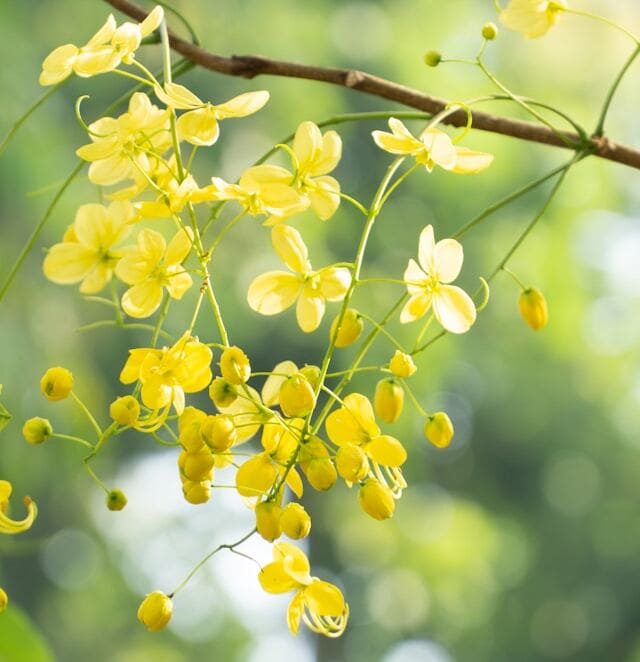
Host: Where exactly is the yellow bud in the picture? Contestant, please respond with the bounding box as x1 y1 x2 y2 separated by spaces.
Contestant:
518 287 548 330
389 350 417 378
336 444 369 483
358 479 395 520
137 591 173 632
201 414 237 452
279 374 316 418
255 501 282 542
178 407 207 452
109 395 140 426
209 377 238 408
482 22 498 40
106 489 128 511
424 50 442 67
424 412 454 449
280 502 311 540
22 417 52 444
182 479 211 504
178 449 215 482
304 459 338 491
40 367 73 401
299 365 321 391
374 379 404 424
0 587 7 613
219 346 251 385
330 308 364 348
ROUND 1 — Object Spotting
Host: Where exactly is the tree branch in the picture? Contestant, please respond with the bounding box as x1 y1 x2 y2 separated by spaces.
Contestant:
105 0 640 171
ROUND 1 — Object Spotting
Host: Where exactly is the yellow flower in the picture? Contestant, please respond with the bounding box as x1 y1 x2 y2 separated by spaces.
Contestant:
298 437 338 491
373 379 404 424
280 502 311 540
109 395 141 426
43 201 135 294
255 502 283 542
200 414 237 452
325 393 407 470
279 373 316 418
0 481 37 535
330 308 363 348
154 83 270 146
199 166 310 224
219 346 252 385
119 333 212 417
247 226 351 332
215 385 266 443
137 590 173 632
424 412 454 449
22 417 53 445
40 367 74 401
76 92 171 192
389 350 417 378
500 0 566 39
518 287 549 330
116 227 193 318
358 478 395 520
39 7 164 85
401 224 476 333
372 118 493 174
259 542 349 637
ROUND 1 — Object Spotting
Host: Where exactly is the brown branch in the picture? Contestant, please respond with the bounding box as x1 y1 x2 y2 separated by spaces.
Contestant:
105 0 640 171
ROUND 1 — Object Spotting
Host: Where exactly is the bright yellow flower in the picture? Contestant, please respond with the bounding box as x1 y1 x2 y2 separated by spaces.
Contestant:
116 227 193 318
0 480 37 535
154 83 269 146
372 118 493 174
325 393 407 471
298 437 337 492
373 379 404 424
119 332 212 418
389 350 417 378
255 501 283 542
358 478 395 520
500 0 566 38
39 7 164 85
40 367 74 401
519 287 549 330
199 166 310 224
43 201 135 294
330 308 363 348
215 385 266 443
76 92 171 192
280 502 311 540
424 412 454 449
262 360 298 408
400 224 476 333
137 590 173 632
259 542 349 637
248 226 351 333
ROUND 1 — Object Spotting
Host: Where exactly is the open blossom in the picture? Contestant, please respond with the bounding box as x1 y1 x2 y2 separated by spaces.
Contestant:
76 92 171 194
500 0 567 39
120 333 212 416
116 227 193 318
43 201 136 294
259 542 349 637
401 225 477 334
0 480 37 535
372 118 493 174
154 82 270 146
247 226 351 332
39 7 164 85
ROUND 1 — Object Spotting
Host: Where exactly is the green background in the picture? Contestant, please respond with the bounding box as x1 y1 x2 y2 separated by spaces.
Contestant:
1 1 640 660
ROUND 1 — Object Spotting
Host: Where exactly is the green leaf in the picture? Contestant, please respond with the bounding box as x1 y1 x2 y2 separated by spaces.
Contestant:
0 603 56 662
0 385 11 433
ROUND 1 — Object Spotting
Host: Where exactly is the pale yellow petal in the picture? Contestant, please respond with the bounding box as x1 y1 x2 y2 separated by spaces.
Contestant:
307 175 340 220
79 263 113 294
404 258 428 294
241 165 293 188
293 121 323 169
155 82 203 110
214 90 270 119
73 203 109 248
417 225 436 275
421 129 457 170
73 45 121 77
311 130 342 176
296 295 325 333
165 268 192 300
432 284 477 334
260 562 298 595
43 243 96 285
303 580 346 617
287 592 305 635
433 238 464 284
139 6 165 37
176 107 220 146
39 44 78 86
86 14 117 47
372 130 423 155
121 281 164 318
88 154 133 187
261 360 298 407
365 435 407 467
452 147 494 174
247 272 302 315
317 267 351 301
165 227 193 266
400 292 432 324
271 225 310 274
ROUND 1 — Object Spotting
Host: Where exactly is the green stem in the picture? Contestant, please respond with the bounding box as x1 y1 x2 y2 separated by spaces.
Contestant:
51 433 94 449
71 392 103 439
76 319 173 341
563 8 639 44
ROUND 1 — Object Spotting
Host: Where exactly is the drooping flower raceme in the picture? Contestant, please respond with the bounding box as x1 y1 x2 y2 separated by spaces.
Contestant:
500 0 567 39
247 226 351 332
259 542 349 637
372 118 493 174
401 225 477 334
43 201 136 294
115 227 193 318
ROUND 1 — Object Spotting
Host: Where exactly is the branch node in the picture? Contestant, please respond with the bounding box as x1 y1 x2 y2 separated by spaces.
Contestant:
344 70 365 88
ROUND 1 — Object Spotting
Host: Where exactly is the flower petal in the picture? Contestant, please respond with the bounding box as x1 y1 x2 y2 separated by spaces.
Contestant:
121 281 164 318
432 284 477 334
214 90 270 119
261 360 298 407
43 243 96 285
417 225 436 274
404 258 428 295
293 121 323 170
177 107 220 146
247 272 302 315
366 435 407 467
165 227 193 266
400 292 432 324
307 175 340 221
433 238 464 284
271 225 310 274
303 580 346 617
296 295 325 333
317 267 351 301
453 147 494 174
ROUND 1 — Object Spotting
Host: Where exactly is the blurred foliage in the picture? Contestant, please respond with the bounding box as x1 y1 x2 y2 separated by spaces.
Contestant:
2 1 640 661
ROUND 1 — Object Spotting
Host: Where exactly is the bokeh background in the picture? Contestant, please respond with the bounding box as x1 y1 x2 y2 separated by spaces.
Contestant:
2 1 640 660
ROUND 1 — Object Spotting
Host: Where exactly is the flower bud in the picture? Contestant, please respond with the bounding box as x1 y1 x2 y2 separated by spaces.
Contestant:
255 501 282 542
374 379 404 424
389 350 417 378
280 502 311 540
109 395 140 426
22 417 52 444
518 287 548 330
358 479 395 520
0 587 7 613
279 374 316 418
201 414 236 452
106 489 128 511
482 22 498 40
304 459 338 491
424 412 454 449
330 308 363 348
182 479 211 505
137 591 173 632
209 377 237 409
40 367 73 401
178 407 207 452
219 346 251 385
299 365 321 391
336 445 369 483
178 449 215 482
424 50 442 67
